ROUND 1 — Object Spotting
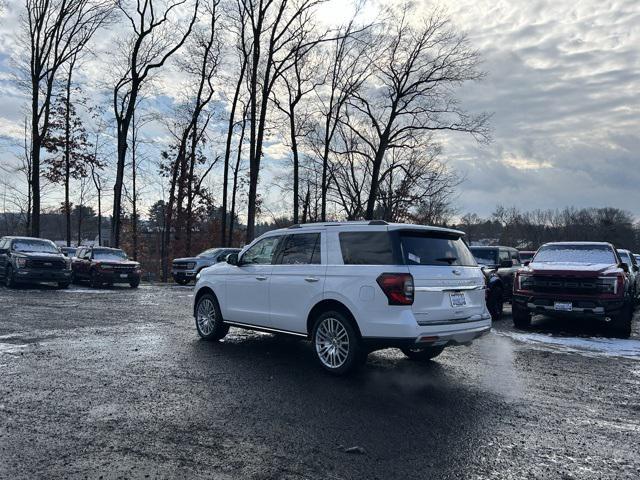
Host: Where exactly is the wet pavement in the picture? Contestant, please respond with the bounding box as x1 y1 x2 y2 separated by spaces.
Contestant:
1 284 639 479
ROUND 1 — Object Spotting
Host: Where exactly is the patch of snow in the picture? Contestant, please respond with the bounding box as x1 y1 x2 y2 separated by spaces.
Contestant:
495 330 640 360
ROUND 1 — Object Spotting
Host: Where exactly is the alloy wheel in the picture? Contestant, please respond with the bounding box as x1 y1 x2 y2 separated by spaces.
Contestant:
197 298 216 336
314 317 350 369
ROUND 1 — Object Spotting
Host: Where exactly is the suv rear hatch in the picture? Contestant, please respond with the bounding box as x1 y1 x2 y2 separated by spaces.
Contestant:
395 230 486 324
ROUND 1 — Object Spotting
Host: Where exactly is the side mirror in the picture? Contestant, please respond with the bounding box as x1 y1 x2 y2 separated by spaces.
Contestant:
499 260 512 268
226 253 239 266
620 262 629 273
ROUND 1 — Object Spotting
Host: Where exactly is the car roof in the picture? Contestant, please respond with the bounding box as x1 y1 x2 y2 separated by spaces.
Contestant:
265 221 465 237
541 241 614 247
2 236 53 241
469 245 517 250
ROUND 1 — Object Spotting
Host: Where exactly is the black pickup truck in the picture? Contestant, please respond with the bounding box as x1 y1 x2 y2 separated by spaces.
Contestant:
0 236 72 288
513 241 634 338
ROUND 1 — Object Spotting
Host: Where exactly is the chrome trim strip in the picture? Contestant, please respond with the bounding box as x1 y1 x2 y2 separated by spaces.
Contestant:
526 303 605 314
415 285 485 292
223 320 308 337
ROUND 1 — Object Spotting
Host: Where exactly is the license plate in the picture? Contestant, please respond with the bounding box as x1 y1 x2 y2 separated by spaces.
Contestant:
554 302 572 311
120 274 128 278
450 292 466 307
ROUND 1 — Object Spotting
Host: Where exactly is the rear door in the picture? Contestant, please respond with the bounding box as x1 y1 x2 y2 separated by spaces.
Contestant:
269 231 325 334
397 230 486 324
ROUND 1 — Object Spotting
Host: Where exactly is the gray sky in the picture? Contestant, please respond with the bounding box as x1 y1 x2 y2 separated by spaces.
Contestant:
0 0 638 220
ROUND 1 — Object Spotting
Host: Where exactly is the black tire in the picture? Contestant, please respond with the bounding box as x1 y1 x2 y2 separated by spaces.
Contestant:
609 304 632 339
487 286 504 321
175 277 190 286
129 279 140 289
5 266 16 288
194 292 229 341
89 270 101 289
58 282 70 289
311 310 365 375
513 304 532 329
401 345 446 361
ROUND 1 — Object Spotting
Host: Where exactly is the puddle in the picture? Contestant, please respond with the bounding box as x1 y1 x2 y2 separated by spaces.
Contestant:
496 330 640 360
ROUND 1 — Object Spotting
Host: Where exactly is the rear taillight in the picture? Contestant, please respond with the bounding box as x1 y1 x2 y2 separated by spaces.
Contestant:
377 273 414 305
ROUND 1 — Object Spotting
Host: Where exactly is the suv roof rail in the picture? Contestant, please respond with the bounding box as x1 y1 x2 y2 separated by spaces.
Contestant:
288 224 302 229
368 220 388 225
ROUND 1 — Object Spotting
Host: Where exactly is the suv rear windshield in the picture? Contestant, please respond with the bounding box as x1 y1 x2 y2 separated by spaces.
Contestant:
469 248 497 266
400 232 477 267
534 244 616 264
12 239 59 254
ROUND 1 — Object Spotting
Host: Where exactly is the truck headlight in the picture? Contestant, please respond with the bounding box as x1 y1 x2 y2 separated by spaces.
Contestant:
196 272 201 281
15 257 27 268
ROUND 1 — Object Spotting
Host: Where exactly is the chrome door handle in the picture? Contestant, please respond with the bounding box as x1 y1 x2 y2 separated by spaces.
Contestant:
305 277 319 283
255 276 267 281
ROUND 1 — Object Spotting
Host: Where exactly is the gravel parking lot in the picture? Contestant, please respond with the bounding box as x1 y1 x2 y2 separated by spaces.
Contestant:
1 284 640 479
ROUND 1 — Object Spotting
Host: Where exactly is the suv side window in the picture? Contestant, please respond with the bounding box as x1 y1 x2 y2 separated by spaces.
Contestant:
278 233 320 265
339 232 394 265
498 249 510 265
241 236 282 265
510 250 520 265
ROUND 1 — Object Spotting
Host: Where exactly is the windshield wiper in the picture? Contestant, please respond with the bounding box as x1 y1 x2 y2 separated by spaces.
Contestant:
435 257 457 265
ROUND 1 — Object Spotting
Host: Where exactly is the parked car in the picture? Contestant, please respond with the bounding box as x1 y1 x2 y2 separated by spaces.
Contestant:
192 221 491 375
0 236 72 288
513 242 634 338
617 249 640 299
72 246 141 288
469 246 522 315
60 246 77 258
518 250 536 264
172 248 241 285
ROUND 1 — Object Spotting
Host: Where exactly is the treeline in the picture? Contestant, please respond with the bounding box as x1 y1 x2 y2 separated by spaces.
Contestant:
5 0 489 281
459 206 640 251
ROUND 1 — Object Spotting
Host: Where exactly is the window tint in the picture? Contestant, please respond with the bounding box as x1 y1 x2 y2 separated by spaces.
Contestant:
470 248 497 266
339 232 395 265
533 244 616 264
618 250 631 265
279 233 320 265
499 250 510 263
241 236 282 265
399 232 477 267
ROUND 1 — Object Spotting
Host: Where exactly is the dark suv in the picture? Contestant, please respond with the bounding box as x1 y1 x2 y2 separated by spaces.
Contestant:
512 242 634 337
0 236 72 288
72 246 141 288
469 246 522 317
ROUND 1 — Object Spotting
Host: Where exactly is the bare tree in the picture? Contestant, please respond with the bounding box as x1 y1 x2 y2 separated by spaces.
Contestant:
346 6 490 219
20 0 112 236
111 0 200 247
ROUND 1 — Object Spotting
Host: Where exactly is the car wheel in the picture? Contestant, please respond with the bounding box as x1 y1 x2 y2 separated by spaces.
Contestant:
5 266 16 288
175 277 190 286
311 310 364 375
512 304 532 329
89 270 101 289
609 305 632 339
401 345 446 361
487 286 504 321
129 279 140 289
195 293 229 341
58 282 70 289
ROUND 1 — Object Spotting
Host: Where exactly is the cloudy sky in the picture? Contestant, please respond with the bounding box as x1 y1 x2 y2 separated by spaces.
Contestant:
0 0 638 220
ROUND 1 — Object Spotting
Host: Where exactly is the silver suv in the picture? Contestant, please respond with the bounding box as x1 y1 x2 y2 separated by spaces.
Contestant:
192 221 491 375
172 248 241 285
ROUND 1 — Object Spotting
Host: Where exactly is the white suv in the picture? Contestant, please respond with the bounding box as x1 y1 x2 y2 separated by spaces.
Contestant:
192 221 491 375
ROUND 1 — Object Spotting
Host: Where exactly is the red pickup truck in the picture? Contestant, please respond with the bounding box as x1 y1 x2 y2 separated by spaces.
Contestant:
512 242 634 338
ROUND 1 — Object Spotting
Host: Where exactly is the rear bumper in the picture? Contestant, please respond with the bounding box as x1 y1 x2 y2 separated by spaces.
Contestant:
14 268 72 283
513 293 627 318
361 315 492 350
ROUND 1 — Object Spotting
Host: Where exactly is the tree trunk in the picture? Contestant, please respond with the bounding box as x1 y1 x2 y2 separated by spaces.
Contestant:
131 110 138 260
64 63 73 246
30 80 41 237
228 117 246 246
112 127 128 247
288 109 299 224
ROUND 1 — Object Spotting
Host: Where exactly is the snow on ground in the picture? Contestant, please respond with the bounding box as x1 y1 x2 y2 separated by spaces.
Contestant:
495 330 640 360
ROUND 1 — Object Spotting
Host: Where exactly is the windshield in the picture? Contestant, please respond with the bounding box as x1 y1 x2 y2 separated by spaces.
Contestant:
470 248 498 266
400 232 477 267
12 239 59 254
93 249 128 261
533 245 616 265
197 248 221 258
618 251 631 264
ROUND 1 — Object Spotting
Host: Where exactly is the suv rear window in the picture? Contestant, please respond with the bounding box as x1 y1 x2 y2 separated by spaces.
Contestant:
534 244 616 264
399 232 477 267
339 232 395 265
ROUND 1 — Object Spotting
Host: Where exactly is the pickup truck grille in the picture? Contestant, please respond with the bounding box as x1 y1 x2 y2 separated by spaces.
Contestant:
526 276 599 295
173 262 195 270
26 259 66 270
113 265 136 272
